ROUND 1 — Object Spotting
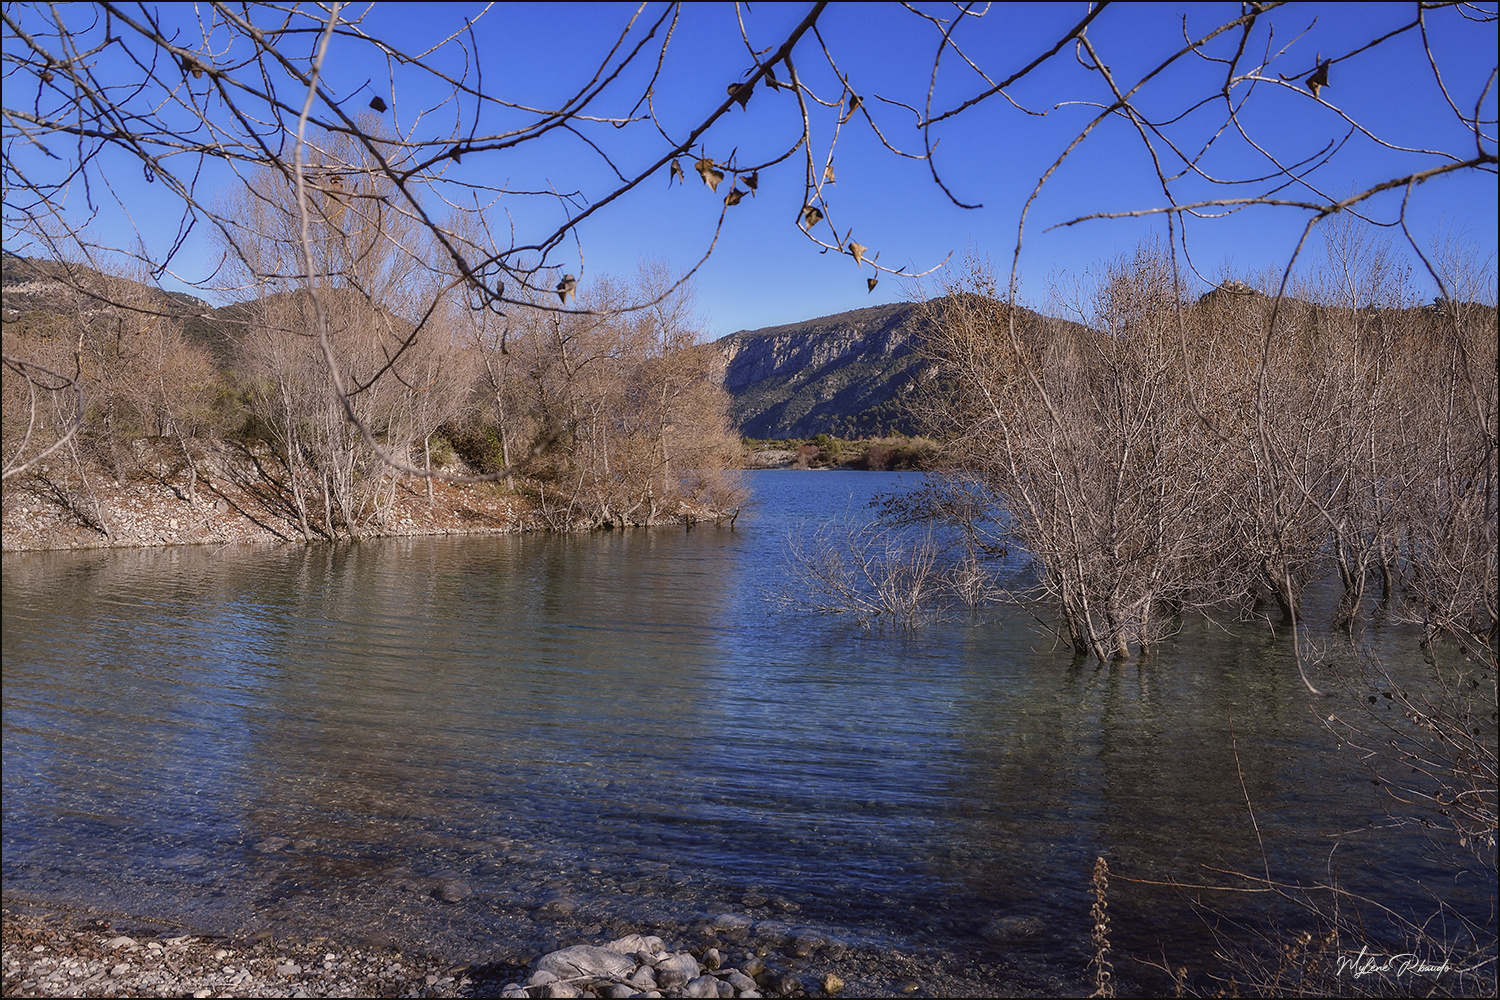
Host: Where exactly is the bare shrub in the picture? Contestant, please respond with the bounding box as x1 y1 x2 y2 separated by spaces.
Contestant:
785 517 947 630
474 266 745 529
919 248 1253 659
917 228 1497 669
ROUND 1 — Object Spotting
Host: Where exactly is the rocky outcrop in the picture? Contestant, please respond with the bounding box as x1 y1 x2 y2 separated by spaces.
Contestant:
714 303 931 440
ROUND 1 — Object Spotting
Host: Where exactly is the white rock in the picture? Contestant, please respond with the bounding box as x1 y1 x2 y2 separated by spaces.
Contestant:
535 944 636 982
683 974 721 998
605 933 665 956
725 969 757 992
655 952 702 990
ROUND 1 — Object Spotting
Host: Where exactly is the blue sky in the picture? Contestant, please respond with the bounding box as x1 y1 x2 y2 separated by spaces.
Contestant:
5 2 1496 337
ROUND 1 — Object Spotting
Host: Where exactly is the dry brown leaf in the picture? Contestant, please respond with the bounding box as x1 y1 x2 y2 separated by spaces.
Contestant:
727 80 754 109
696 158 724 192
1307 58 1330 99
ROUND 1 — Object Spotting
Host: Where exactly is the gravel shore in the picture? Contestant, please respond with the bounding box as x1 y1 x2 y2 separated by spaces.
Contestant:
1 443 535 553
2 898 1075 999
2 901 506 998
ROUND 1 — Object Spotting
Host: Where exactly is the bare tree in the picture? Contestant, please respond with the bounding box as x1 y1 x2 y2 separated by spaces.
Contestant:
3 256 218 519
470 266 742 528
918 247 1252 660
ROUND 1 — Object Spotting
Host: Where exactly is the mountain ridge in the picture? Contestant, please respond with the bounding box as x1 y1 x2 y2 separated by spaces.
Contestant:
713 301 933 439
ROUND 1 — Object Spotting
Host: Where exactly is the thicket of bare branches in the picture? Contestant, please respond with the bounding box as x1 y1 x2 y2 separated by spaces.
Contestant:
2 258 221 526
918 234 1496 666
461 264 744 529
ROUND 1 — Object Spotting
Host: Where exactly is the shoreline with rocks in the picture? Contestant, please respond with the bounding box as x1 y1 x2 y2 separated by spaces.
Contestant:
2 898 1074 999
0 445 922 554
0 440 538 554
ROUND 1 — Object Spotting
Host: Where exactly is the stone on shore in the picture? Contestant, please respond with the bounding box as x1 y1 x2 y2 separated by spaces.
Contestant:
654 951 702 991
431 878 472 903
604 933 665 956
534 944 637 982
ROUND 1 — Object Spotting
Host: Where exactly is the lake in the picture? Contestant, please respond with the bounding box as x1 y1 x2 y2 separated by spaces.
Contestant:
2 471 1493 994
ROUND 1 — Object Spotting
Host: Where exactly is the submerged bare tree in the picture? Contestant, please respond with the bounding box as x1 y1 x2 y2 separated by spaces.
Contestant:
915 224 1495 664
918 248 1251 660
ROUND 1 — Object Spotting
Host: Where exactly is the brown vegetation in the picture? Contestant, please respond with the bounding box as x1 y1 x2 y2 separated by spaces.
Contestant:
3 241 745 541
916 237 1497 667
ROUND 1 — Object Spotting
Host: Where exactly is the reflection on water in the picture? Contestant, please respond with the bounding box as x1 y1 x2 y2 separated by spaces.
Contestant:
2 472 1492 984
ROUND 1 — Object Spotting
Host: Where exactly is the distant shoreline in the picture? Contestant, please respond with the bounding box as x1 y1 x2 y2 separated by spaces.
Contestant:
1 440 940 553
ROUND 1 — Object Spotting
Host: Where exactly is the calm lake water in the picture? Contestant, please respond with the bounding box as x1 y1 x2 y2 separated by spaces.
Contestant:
2 471 1493 992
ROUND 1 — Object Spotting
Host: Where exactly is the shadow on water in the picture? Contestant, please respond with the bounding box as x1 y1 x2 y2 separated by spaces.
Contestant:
3 471 1493 991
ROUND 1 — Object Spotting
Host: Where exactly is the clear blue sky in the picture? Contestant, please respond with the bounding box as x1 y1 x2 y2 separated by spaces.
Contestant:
5 2 1496 337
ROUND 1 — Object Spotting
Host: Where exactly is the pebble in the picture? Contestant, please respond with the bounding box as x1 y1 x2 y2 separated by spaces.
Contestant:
535 895 579 918
431 878 472 903
712 913 754 937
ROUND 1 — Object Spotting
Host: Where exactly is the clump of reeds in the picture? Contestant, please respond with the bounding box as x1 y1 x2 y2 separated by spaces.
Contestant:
1090 855 1115 998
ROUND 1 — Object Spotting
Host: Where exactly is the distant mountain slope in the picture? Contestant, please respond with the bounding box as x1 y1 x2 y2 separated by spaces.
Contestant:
715 302 933 439
1 251 240 365
1 252 211 318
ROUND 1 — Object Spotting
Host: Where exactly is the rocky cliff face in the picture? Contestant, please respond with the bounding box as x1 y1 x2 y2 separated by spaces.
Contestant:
715 302 931 439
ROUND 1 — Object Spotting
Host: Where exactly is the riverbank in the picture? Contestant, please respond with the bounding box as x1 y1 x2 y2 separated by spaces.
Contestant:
0 473 533 553
0 439 936 552
0 436 541 553
1 900 489 998
1 898 1072 998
